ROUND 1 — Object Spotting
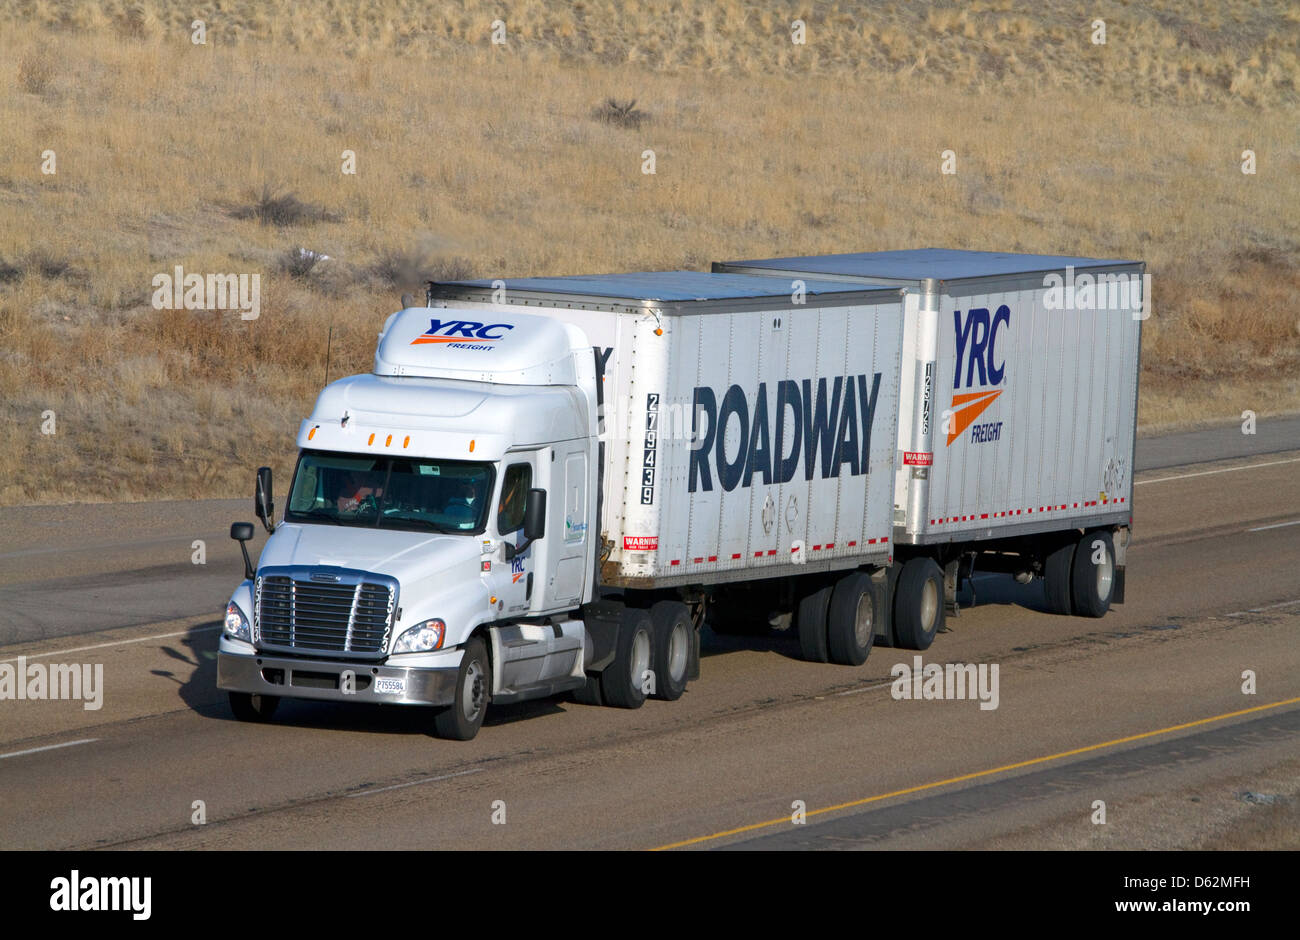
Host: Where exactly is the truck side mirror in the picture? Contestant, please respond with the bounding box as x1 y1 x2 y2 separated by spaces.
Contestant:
231 522 255 580
524 488 547 541
255 466 275 533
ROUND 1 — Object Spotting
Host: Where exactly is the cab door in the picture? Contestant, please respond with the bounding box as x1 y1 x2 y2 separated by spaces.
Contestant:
493 455 539 616
549 449 588 608
488 452 551 694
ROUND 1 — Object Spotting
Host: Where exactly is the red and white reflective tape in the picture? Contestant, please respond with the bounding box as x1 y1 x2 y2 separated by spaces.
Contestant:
928 496 1127 527
667 536 889 569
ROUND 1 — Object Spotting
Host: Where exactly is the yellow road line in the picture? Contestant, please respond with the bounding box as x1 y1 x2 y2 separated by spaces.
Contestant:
652 695 1300 850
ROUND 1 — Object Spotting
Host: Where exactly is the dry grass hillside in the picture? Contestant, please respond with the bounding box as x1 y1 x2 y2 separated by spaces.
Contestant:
0 0 1297 503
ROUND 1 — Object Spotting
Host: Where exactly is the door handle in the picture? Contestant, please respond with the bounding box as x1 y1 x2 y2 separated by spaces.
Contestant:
526 571 533 600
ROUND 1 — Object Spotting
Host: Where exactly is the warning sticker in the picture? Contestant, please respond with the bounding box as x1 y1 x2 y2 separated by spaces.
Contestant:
904 451 933 466
623 536 659 551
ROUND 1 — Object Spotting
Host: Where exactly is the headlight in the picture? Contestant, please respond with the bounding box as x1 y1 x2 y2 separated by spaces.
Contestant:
224 602 251 642
392 619 446 654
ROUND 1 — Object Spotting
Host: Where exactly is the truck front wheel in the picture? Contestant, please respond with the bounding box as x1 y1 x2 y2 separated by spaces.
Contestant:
649 601 692 701
433 637 490 740
893 558 944 650
601 609 653 708
229 691 279 722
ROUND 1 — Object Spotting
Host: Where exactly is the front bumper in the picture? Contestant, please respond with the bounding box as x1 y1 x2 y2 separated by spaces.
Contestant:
217 642 463 707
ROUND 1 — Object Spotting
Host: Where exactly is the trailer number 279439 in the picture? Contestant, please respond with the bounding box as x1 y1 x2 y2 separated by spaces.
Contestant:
641 393 660 505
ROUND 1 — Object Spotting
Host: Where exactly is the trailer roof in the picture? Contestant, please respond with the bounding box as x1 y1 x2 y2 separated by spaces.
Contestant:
440 270 896 303
717 248 1142 282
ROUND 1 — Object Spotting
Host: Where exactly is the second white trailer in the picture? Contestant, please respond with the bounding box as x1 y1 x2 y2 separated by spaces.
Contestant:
716 249 1143 629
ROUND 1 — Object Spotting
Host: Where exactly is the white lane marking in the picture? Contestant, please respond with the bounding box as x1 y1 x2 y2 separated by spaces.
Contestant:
0 739 98 761
1227 599 1300 618
346 768 483 797
836 679 898 697
1247 519 1300 532
1136 456 1300 486
0 625 222 665
0 535 199 560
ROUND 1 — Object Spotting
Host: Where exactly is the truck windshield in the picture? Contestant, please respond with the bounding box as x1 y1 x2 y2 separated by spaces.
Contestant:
284 449 495 534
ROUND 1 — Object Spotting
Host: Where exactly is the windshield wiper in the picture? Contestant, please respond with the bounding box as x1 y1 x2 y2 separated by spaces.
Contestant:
385 515 460 534
294 509 342 525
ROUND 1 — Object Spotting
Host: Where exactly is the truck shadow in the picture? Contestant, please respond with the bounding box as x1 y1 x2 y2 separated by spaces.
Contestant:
161 620 223 712
956 572 1055 615
699 570 1062 661
701 626 803 660
231 696 568 736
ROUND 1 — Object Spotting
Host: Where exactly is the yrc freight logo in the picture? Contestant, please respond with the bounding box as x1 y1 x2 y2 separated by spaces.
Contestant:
947 305 1010 446
411 318 514 350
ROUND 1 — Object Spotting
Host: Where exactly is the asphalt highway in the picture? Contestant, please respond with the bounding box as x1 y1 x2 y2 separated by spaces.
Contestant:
0 417 1296 850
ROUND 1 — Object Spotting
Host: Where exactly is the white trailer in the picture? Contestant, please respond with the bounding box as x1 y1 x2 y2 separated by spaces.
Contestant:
219 272 909 738
715 249 1143 636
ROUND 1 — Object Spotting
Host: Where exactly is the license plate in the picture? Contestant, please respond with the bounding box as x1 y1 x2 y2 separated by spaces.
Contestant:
374 677 405 695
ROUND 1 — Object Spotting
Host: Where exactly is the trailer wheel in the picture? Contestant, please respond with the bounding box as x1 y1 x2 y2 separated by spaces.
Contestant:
827 572 878 666
433 637 490 741
601 609 653 708
649 601 692 701
1071 530 1115 618
1043 538 1075 616
893 558 944 651
228 691 279 722
797 584 833 663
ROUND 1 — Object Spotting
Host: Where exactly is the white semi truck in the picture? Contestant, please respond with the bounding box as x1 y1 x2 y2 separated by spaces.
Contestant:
219 272 909 738
219 252 1142 740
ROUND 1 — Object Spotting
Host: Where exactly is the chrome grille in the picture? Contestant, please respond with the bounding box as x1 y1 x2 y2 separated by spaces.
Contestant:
254 567 397 658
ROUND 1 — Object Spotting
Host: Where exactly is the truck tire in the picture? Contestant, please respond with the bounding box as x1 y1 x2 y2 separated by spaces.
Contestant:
797 584 833 663
1071 530 1115 618
433 637 490 740
649 601 692 701
569 674 604 706
601 609 653 708
1043 538 1075 616
827 572 878 666
228 691 279 722
893 558 944 651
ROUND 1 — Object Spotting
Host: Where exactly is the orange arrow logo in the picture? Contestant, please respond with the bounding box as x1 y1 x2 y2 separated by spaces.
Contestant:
946 389 1002 445
411 335 501 345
